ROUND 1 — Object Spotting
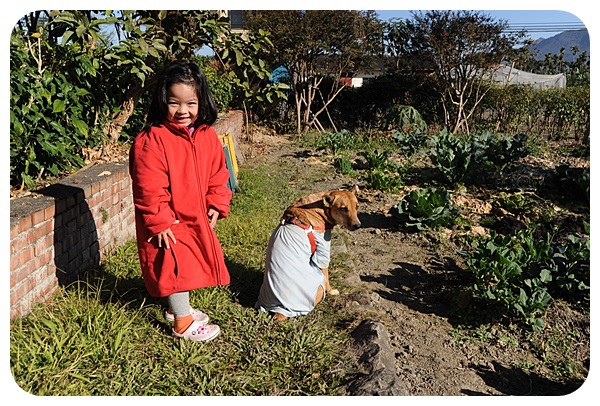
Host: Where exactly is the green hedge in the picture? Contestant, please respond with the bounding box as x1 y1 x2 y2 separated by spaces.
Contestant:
476 85 590 141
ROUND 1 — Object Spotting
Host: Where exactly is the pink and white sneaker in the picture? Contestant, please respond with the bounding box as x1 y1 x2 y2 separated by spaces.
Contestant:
172 321 220 342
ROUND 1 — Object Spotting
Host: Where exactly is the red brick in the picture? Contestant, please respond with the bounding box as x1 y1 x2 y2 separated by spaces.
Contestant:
99 177 110 191
10 245 34 271
33 248 53 270
46 263 57 277
87 194 100 208
17 215 33 235
33 219 53 241
44 205 56 219
95 179 103 194
10 265 30 289
11 279 30 306
33 236 53 258
10 224 19 239
10 230 34 255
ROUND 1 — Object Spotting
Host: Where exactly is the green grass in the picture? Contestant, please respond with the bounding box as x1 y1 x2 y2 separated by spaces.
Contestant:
11 132 589 395
10 153 361 396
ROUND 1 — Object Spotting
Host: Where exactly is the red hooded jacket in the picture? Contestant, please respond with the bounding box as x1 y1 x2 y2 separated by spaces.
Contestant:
129 121 232 297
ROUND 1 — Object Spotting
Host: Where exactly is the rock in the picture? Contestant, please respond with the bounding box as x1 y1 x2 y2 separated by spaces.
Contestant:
345 319 410 396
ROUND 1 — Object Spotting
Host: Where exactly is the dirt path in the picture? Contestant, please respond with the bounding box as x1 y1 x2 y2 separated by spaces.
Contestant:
239 129 589 396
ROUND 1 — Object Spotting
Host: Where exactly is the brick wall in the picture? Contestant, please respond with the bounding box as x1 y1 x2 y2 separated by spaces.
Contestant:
9 110 244 319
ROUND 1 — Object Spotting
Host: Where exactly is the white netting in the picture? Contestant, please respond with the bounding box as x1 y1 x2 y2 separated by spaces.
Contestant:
491 65 566 89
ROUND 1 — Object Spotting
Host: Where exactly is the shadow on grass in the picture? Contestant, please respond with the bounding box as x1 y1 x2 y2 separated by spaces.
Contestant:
62 251 265 322
225 258 265 309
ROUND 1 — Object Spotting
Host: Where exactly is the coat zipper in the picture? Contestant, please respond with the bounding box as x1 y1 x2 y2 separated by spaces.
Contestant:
190 132 224 285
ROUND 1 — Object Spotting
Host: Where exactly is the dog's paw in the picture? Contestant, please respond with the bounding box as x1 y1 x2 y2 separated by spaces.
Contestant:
273 312 288 321
329 289 340 296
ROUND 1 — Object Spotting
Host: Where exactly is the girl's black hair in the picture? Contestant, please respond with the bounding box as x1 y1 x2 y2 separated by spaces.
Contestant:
145 60 218 129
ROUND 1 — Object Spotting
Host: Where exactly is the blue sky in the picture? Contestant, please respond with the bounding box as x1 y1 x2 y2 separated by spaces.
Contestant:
374 10 587 40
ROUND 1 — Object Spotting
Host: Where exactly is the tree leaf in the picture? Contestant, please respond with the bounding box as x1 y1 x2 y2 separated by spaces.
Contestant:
53 99 66 113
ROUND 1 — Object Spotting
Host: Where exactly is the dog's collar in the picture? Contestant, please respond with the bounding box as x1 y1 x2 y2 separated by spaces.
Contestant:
281 216 320 254
281 215 332 231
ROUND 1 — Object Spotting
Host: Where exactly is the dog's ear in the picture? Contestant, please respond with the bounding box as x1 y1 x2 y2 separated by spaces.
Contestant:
323 193 335 208
351 185 359 195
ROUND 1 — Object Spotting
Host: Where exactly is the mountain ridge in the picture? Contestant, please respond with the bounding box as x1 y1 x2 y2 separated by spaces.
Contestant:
529 29 589 62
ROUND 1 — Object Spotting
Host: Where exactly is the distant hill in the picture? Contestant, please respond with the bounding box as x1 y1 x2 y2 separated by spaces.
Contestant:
529 29 590 62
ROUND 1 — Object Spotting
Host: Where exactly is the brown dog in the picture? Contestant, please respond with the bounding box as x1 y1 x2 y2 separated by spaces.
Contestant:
255 185 361 321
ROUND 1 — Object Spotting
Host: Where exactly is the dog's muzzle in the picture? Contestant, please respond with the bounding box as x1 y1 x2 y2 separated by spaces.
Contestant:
348 222 361 231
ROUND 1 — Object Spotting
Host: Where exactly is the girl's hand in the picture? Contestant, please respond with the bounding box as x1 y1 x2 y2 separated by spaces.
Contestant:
207 208 219 229
148 220 179 249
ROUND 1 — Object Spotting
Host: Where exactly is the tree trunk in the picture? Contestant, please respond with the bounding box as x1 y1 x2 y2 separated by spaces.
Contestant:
104 97 136 143
103 80 153 143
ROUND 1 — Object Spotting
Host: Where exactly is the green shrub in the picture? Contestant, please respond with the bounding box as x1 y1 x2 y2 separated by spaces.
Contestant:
429 129 472 185
458 224 590 331
553 165 590 202
359 149 395 171
458 229 553 330
389 187 459 231
549 222 590 306
194 55 234 111
478 85 589 141
359 149 405 192
494 192 535 215
391 129 429 157
382 105 428 133
10 33 107 188
471 132 529 174
320 129 358 155
368 168 404 193
333 154 355 176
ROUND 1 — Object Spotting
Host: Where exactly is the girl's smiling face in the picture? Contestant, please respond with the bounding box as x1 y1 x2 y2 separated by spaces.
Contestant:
166 83 199 127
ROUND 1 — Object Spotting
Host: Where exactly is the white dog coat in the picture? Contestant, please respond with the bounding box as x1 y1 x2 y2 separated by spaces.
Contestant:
256 220 332 318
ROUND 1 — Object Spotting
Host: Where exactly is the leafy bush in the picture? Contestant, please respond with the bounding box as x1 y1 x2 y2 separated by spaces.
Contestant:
427 130 530 187
320 129 359 155
382 104 428 133
553 165 590 202
368 168 404 193
549 222 590 306
429 129 472 185
333 154 355 176
458 229 554 330
10 33 107 188
478 85 590 142
391 129 429 157
389 187 459 231
458 224 590 331
471 132 529 174
494 192 535 215
194 55 234 112
359 149 405 192
359 149 395 171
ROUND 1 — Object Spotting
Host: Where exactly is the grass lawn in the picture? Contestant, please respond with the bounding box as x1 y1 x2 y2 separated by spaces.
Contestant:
10 145 361 396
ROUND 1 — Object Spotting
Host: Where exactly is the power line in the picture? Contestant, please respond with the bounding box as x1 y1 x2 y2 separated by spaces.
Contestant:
504 22 587 33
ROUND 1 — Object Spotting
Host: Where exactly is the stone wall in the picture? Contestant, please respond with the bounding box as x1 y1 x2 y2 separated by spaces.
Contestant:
9 110 244 319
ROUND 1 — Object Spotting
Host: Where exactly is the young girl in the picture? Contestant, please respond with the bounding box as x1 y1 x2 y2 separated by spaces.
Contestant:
129 60 232 342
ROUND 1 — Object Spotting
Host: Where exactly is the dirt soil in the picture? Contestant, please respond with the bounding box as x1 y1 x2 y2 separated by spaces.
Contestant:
238 127 590 396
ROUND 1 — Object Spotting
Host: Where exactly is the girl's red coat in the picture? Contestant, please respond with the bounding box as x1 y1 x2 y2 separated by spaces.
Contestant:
129 121 232 297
